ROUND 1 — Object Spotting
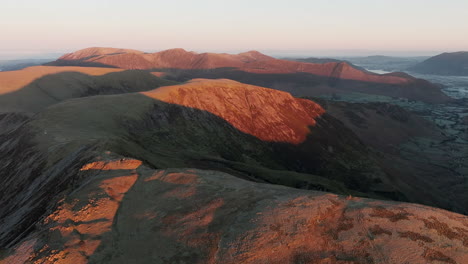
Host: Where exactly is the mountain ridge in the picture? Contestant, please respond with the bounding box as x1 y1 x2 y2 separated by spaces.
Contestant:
52 47 412 84
409 51 468 76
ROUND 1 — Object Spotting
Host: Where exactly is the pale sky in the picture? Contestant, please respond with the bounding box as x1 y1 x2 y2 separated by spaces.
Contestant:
1 0 467 58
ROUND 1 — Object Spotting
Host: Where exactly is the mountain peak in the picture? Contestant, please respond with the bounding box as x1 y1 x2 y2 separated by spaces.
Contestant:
238 50 273 60
60 47 144 60
158 48 191 54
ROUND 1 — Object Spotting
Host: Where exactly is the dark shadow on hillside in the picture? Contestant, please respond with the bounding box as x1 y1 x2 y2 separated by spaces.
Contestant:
0 70 178 113
112 93 464 214
45 59 119 68
155 68 452 103
44 58 452 103
0 113 97 248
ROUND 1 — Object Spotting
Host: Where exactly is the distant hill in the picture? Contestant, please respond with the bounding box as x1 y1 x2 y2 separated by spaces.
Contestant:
0 66 177 113
341 55 429 72
284 57 367 71
408 51 468 76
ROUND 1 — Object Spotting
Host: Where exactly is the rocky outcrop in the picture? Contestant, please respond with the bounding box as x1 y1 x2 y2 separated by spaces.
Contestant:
2 156 467 264
409 52 468 76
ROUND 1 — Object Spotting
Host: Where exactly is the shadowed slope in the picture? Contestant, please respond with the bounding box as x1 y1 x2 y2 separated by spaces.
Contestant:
27 79 462 212
310 98 468 213
0 80 468 264
2 156 467 264
409 51 468 76
162 68 451 103
0 80 388 249
0 66 123 95
0 66 177 113
30 79 379 193
142 79 325 144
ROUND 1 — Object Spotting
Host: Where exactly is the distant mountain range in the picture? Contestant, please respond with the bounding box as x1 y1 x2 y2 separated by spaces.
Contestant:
408 51 468 76
49 47 418 84
47 47 452 103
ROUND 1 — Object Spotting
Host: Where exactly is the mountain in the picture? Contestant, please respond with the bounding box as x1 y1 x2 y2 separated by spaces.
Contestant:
48 47 451 103
0 79 391 249
1 74 466 262
2 156 467 264
25 79 388 196
0 66 177 113
50 47 418 84
409 52 468 76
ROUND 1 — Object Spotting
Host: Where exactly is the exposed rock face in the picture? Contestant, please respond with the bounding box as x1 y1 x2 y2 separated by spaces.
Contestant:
2 156 467 264
0 66 177 113
409 51 468 76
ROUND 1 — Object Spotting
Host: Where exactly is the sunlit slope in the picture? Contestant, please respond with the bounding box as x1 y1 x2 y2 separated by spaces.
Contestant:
2 155 467 264
0 66 177 112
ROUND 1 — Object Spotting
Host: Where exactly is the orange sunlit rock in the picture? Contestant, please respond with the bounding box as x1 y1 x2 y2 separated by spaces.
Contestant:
151 71 167 77
30 159 140 264
3 161 467 263
223 195 468 264
0 239 37 264
142 79 325 144
79 159 142 171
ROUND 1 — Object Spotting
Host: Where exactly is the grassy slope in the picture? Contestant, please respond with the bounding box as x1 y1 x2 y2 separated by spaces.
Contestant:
0 66 177 113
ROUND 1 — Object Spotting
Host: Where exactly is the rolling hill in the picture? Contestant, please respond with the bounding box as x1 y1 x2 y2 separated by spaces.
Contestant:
409 51 468 76
0 66 177 113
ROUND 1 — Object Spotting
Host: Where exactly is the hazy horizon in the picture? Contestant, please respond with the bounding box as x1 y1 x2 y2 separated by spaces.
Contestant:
2 0 467 59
